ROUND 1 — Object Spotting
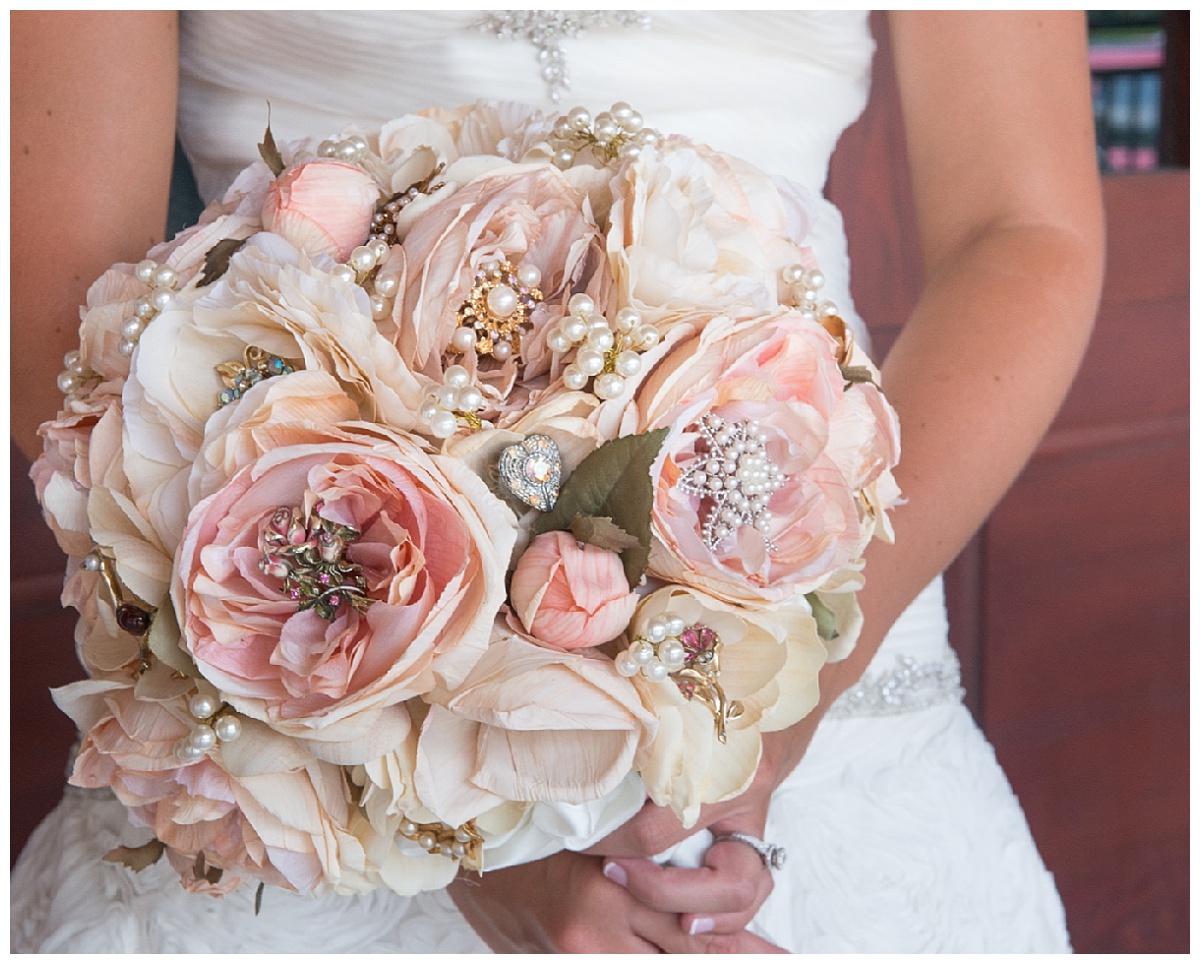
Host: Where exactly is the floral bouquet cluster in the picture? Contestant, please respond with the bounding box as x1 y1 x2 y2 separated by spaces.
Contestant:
35 101 900 899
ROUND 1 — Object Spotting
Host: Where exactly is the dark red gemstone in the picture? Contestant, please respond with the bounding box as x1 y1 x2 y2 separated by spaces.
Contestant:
116 604 152 636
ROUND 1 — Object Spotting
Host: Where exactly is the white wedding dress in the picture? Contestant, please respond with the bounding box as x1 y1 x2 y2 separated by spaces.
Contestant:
11 11 1071 953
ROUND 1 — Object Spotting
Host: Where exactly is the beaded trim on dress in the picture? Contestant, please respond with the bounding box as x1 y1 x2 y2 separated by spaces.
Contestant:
827 652 966 719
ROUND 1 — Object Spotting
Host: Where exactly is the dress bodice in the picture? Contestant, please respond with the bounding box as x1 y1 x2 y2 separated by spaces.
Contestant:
178 11 873 201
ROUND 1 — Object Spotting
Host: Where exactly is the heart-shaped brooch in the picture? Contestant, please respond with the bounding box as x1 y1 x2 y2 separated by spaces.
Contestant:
498 434 562 511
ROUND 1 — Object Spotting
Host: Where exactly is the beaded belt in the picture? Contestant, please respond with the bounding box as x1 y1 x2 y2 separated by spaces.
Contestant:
826 652 965 719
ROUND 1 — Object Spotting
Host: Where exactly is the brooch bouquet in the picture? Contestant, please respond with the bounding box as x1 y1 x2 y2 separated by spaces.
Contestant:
35 100 901 899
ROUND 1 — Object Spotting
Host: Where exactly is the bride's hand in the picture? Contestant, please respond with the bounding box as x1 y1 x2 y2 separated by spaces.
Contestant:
448 849 787 953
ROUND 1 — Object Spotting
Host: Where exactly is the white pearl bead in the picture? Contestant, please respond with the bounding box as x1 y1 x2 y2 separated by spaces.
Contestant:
435 385 460 410
134 295 156 319
568 106 591 129
399 819 419 836
151 265 178 289
63 350 82 369
517 263 542 288
349 246 377 273
630 640 655 665
576 348 605 376
492 340 514 361
611 101 633 122
443 365 470 389
568 293 595 317
587 328 614 351
82 551 104 571
458 386 484 412
419 400 440 421
369 293 387 318
660 640 686 668
152 287 173 310
189 694 218 719
561 317 588 343
134 260 157 284
417 830 439 851
553 148 575 169
562 365 588 391
189 725 217 750
429 410 458 438
486 284 519 318
120 317 145 339
56 371 79 394
616 652 641 677
618 142 642 161
368 238 390 262
118 337 137 356
594 372 625 399
213 715 242 742
644 659 670 682
175 741 205 764
636 326 661 349
622 111 644 133
455 827 474 843
646 618 668 643
819 300 839 317
318 139 337 157
665 615 687 637
451 326 478 352
808 269 825 289
374 273 399 298
348 134 370 154
547 331 572 354
451 840 468 858
615 307 641 332
614 350 642 378
637 129 659 148
331 264 357 284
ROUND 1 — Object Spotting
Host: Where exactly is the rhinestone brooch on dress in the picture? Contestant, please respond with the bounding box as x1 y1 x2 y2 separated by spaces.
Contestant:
474 10 652 103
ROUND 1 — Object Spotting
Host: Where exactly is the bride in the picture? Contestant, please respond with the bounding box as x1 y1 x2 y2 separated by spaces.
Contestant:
11 11 1103 953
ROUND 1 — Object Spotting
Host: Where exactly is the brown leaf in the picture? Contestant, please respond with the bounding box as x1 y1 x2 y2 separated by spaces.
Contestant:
840 365 878 388
569 515 640 553
103 839 165 873
198 237 249 288
255 882 266 916
258 112 285 177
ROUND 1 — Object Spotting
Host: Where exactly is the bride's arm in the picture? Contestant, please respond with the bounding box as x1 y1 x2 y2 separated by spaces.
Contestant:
11 11 178 460
530 7 1105 943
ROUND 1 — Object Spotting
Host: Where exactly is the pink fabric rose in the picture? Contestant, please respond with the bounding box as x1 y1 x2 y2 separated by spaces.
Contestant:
509 530 638 650
261 160 379 262
175 426 516 761
54 679 367 895
636 311 900 606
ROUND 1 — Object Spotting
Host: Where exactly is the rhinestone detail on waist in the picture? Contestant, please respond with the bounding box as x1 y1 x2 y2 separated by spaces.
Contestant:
827 653 966 719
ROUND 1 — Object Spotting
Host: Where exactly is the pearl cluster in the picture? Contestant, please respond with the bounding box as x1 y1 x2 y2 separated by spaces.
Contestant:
174 692 243 764
397 816 483 868
419 364 486 439
678 414 785 553
367 165 446 248
451 259 544 361
614 612 691 681
330 237 394 321
549 293 659 400
55 349 96 400
781 262 839 324
548 102 661 169
316 134 371 165
118 259 180 358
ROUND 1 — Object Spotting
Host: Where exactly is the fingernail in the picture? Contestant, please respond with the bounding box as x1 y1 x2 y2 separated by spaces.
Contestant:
602 861 628 887
689 918 715 936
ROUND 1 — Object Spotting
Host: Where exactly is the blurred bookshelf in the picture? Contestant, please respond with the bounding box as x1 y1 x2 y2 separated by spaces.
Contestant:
1089 10 1189 172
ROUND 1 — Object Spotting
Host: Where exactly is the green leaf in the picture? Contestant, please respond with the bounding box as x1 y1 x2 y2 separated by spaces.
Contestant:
258 112 285 177
569 515 640 553
198 237 249 288
103 839 165 873
535 429 669 587
806 592 840 641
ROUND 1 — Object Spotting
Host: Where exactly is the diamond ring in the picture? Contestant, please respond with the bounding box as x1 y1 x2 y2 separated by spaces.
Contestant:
710 832 787 871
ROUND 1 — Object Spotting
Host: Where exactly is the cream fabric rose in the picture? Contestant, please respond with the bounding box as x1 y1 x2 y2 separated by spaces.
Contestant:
509 531 638 651
606 139 810 326
54 678 376 896
175 424 517 763
261 160 380 262
636 311 900 606
627 586 826 827
413 631 657 828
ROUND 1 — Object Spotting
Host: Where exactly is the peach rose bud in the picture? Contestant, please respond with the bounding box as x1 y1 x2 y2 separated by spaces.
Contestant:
261 160 379 262
510 530 638 651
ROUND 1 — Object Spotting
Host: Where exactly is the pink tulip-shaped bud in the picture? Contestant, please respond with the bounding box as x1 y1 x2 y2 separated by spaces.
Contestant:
262 160 379 262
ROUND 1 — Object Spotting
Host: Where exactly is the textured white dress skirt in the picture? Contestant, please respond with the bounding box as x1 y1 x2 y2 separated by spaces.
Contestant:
10 11 1071 953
